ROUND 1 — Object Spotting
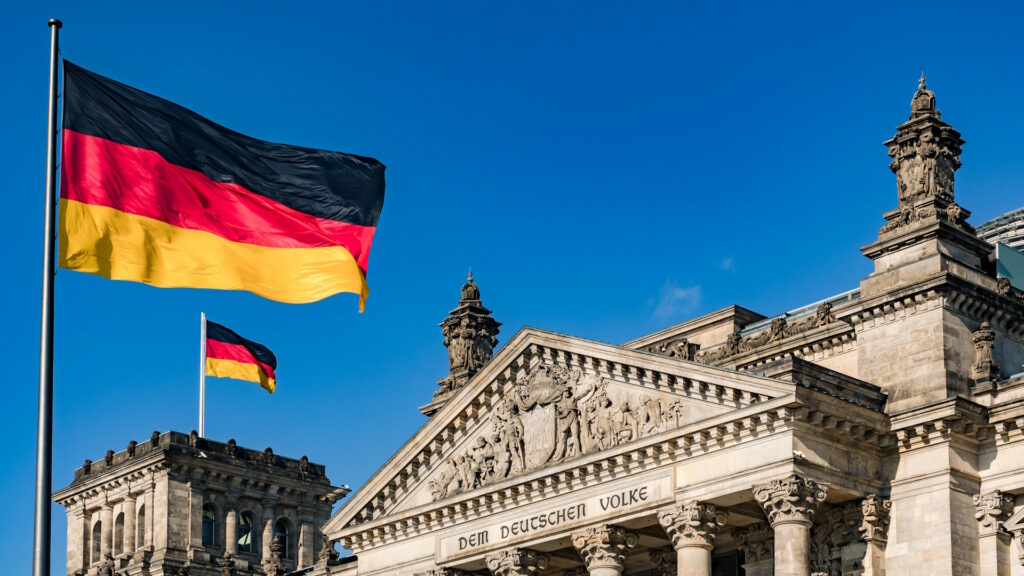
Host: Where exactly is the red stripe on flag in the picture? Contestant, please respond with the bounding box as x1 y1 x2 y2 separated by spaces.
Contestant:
61 129 376 273
206 339 277 381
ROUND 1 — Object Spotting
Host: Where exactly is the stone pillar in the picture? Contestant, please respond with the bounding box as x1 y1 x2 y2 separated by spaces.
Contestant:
143 480 155 549
225 497 238 556
858 495 891 576
571 525 638 576
735 523 774 576
262 502 276 561
298 519 315 568
753 474 827 576
975 491 1014 576
187 477 205 551
100 501 114 558
658 501 727 576
122 493 137 556
484 547 549 575
66 502 87 574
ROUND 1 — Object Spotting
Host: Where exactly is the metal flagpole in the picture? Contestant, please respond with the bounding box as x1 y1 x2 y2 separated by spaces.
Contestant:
33 18 61 576
200 311 207 437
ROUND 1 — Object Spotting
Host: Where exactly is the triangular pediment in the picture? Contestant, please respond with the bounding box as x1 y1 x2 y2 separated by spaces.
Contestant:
325 327 794 538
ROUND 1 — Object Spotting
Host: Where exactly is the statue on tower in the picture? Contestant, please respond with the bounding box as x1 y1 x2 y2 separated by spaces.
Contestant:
435 270 501 401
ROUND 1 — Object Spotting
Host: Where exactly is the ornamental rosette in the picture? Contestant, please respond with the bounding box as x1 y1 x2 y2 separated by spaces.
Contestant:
657 501 728 548
571 525 638 571
484 548 549 576
753 474 828 526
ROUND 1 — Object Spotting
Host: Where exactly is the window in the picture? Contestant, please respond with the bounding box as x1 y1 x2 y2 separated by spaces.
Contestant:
113 513 124 556
273 519 291 559
135 505 146 550
237 512 255 553
202 505 216 546
90 521 101 565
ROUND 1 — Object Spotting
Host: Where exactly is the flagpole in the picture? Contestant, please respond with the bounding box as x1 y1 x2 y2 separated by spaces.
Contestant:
33 18 61 576
200 311 206 437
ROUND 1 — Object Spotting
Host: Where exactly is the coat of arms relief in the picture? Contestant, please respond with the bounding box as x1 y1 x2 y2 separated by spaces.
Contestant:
428 363 705 501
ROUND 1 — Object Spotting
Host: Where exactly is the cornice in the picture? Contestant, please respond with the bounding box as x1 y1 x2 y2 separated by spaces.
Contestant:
888 396 991 451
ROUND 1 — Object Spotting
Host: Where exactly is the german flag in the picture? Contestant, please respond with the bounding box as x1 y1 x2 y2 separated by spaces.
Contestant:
59 61 386 310
205 320 277 393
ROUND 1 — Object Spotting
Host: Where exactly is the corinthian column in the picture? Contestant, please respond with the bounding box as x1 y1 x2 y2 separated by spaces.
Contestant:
484 547 549 576
975 490 1014 576
752 474 827 576
658 501 727 576
571 525 638 576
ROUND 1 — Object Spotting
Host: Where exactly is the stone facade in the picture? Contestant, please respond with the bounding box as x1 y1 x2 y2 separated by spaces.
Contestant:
54 431 346 576
295 77 1024 576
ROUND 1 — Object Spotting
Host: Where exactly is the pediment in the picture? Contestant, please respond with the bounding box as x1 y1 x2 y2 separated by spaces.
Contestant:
325 327 794 538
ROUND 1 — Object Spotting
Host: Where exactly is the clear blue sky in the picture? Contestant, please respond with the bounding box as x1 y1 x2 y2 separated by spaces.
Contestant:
3 2 1023 572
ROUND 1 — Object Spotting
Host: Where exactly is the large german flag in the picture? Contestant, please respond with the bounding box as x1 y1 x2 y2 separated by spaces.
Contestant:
205 320 277 393
59 61 386 310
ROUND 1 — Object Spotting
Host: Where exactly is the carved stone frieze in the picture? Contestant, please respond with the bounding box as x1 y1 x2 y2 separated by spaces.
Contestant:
859 495 892 543
696 303 838 365
318 537 340 565
571 525 638 572
484 547 549 576
429 363 676 500
974 490 1014 536
971 321 1001 382
734 523 773 563
436 271 501 399
649 547 677 576
753 474 828 526
422 568 473 576
657 501 728 548
644 337 699 361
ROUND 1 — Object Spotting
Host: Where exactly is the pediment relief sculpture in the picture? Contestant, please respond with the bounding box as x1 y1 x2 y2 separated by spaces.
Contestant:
428 363 700 501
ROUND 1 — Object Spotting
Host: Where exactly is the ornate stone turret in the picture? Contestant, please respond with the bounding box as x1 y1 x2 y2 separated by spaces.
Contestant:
422 270 501 416
879 74 972 234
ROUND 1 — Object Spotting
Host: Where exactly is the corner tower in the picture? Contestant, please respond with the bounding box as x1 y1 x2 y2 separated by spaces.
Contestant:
421 271 501 416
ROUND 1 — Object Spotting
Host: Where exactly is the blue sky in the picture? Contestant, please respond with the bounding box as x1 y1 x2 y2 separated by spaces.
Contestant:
2 2 1023 571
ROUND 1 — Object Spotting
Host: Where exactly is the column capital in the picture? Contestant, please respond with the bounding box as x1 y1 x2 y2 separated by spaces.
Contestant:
484 547 549 576
657 500 727 549
753 474 827 526
858 495 892 543
570 525 638 572
422 569 473 576
648 547 677 576
974 490 1014 536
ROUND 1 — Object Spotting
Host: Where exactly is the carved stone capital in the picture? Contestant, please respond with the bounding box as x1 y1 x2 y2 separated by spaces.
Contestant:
484 547 549 576
571 525 638 571
859 495 892 543
422 569 473 576
657 501 727 549
734 522 774 563
975 490 1014 536
648 547 677 576
753 474 828 526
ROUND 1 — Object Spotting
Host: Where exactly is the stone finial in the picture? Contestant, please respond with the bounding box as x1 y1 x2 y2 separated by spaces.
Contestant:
571 525 638 572
189 430 199 447
911 73 936 118
104 450 114 465
226 438 238 457
82 458 92 475
216 553 235 576
859 495 892 543
971 321 1001 382
753 474 828 526
263 535 287 576
974 490 1014 536
657 501 728 549
734 523 774 563
127 439 137 457
484 548 549 576
150 430 160 447
434 270 501 401
318 537 340 565
649 547 678 576
263 447 275 465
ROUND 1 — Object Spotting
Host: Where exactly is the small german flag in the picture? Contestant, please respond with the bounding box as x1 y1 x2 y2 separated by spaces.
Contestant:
58 61 386 310
205 320 278 393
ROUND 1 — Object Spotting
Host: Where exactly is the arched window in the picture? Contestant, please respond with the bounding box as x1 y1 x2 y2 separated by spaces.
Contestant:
136 505 146 550
202 505 217 546
237 512 255 553
90 521 102 565
273 519 291 559
113 513 124 556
